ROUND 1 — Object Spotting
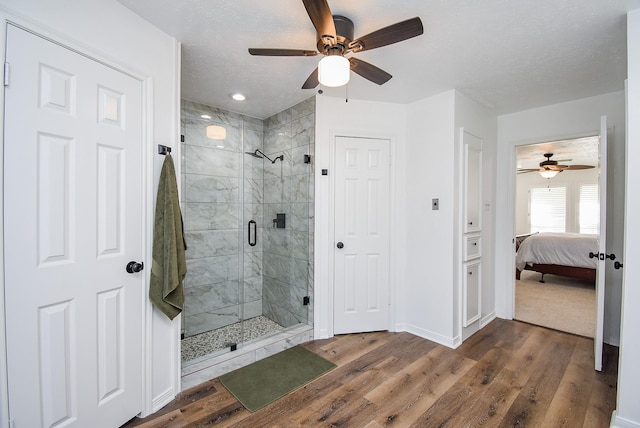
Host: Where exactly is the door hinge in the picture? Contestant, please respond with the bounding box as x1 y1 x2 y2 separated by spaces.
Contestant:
4 62 9 87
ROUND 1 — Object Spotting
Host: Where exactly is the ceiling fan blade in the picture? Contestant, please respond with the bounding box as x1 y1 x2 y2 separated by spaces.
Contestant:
563 164 595 170
517 169 540 174
350 17 423 52
302 0 336 43
249 48 318 56
302 67 319 89
349 57 392 85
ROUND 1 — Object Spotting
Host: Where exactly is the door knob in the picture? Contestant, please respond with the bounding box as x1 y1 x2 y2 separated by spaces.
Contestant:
614 261 624 270
336 242 344 249
126 261 144 274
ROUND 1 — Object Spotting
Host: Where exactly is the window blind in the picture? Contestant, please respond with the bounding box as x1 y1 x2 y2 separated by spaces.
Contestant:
530 186 566 233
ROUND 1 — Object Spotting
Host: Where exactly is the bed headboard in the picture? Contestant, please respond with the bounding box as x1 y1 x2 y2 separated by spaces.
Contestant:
515 232 538 252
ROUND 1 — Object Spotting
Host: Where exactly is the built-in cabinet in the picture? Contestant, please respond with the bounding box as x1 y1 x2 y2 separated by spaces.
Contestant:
461 129 483 329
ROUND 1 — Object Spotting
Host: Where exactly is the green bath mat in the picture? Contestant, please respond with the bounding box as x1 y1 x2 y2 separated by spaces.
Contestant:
219 345 336 412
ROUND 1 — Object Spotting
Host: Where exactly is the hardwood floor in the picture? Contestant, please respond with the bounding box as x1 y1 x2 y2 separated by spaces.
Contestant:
123 319 618 428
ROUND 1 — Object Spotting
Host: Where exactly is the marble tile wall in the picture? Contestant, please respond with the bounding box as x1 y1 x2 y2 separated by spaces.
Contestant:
181 100 264 338
180 97 315 339
262 98 315 327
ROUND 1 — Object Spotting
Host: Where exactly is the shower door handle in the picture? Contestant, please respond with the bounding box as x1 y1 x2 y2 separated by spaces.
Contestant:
248 220 257 246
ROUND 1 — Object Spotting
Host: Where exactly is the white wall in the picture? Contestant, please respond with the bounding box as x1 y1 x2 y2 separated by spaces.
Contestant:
0 0 181 421
495 91 626 346
314 95 407 339
403 90 457 344
401 90 496 346
515 168 599 235
612 9 640 428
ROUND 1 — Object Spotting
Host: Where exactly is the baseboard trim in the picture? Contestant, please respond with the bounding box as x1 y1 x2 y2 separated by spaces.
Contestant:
480 312 497 328
150 387 177 415
611 410 640 428
396 323 459 349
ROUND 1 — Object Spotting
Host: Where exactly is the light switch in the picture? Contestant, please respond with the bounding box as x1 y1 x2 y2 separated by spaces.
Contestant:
432 198 439 210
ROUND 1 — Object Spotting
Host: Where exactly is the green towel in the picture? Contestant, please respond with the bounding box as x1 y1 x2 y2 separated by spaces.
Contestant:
149 154 187 320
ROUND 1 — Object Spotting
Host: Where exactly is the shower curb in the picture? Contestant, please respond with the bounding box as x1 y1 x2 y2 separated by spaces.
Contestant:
180 324 313 391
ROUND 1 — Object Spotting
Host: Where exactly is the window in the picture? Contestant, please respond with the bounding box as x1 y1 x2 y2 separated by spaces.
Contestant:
579 184 600 234
530 186 566 233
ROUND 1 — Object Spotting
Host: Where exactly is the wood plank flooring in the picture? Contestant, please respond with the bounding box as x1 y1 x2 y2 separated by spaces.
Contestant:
122 319 618 428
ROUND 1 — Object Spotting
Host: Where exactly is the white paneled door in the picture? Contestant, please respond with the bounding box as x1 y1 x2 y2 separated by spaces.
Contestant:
4 25 144 427
334 136 390 334
594 116 608 371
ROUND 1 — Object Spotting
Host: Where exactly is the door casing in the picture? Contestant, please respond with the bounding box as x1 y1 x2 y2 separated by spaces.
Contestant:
0 16 158 425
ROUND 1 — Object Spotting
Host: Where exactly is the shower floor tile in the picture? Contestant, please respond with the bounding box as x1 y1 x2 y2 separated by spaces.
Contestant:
181 316 284 362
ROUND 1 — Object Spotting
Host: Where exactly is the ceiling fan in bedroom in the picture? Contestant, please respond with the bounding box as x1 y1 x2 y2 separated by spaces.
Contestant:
248 0 424 89
517 153 595 179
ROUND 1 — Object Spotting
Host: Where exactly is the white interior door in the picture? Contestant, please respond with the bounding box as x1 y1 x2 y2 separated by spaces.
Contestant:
333 136 390 334
4 25 144 427
594 115 608 371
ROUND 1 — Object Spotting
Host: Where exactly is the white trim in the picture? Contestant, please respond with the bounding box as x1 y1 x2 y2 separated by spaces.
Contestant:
396 323 461 349
330 131 396 337
611 411 640 428
313 95 399 339
480 312 497 328
0 14 8 428
497 128 602 322
151 388 177 414
0 10 160 424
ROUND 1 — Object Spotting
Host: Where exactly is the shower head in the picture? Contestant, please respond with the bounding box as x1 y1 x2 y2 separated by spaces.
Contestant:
245 149 284 164
245 149 265 159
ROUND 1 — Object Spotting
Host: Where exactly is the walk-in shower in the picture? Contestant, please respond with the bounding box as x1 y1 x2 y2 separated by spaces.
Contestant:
179 98 315 369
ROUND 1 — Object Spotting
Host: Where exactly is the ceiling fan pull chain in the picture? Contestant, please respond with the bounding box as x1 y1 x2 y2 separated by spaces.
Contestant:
345 81 349 103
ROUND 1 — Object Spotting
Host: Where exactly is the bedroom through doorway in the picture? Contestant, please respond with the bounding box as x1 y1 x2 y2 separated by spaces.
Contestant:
513 135 600 337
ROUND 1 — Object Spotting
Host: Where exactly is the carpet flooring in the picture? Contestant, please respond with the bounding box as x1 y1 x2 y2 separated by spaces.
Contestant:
515 270 596 337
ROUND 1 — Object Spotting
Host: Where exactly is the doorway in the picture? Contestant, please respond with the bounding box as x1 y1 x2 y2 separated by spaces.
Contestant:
333 136 391 334
3 24 145 427
513 135 600 337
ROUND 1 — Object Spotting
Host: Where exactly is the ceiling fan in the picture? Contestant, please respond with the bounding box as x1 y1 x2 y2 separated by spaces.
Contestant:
517 153 595 177
248 0 424 89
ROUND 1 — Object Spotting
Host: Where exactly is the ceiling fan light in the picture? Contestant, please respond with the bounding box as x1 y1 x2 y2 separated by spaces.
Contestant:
539 169 558 179
206 125 227 140
318 56 350 87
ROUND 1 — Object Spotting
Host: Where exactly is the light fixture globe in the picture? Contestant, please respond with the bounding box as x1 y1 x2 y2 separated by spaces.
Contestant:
538 169 558 179
318 56 350 87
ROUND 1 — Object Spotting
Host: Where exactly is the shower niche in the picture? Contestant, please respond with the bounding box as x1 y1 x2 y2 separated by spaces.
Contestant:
179 98 315 370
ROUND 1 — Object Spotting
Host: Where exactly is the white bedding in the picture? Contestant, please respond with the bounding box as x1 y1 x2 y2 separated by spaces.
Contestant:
515 232 598 271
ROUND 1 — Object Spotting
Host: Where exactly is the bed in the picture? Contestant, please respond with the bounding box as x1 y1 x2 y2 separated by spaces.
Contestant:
515 232 598 282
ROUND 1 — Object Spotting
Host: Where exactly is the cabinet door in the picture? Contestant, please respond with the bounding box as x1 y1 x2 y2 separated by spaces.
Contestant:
463 131 482 233
463 261 482 327
464 234 481 261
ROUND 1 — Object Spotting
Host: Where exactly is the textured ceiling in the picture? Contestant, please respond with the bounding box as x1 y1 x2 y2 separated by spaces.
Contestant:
516 136 600 170
117 0 640 119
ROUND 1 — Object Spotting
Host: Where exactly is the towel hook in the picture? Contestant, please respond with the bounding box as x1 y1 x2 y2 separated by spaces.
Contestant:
158 144 172 155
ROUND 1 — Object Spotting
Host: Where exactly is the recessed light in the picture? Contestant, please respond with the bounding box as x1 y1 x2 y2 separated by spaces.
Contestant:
231 93 246 101
200 114 212 119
